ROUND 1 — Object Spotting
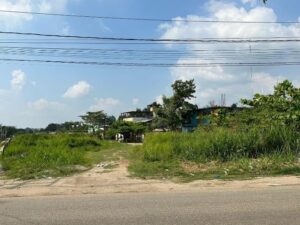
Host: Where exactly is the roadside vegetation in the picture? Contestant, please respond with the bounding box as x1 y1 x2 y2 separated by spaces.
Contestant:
129 80 300 181
129 127 300 181
1 79 299 182
0 133 130 179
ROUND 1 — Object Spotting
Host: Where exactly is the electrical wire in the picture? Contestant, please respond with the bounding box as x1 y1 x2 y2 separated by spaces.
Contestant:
0 9 299 24
1 31 300 43
1 58 300 68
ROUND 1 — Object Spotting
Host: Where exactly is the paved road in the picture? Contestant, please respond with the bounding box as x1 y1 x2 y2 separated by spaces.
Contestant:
0 187 299 225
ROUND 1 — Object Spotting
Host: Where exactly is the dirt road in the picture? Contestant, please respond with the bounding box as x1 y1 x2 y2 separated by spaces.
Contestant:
0 159 300 198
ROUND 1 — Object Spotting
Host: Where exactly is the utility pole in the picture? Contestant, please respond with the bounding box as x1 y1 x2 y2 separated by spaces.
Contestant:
221 94 226 107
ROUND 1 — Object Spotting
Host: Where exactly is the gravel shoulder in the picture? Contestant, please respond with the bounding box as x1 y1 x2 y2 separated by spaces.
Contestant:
0 159 300 198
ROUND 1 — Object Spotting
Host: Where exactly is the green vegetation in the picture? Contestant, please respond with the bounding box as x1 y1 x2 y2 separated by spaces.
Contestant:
106 121 147 142
44 121 88 133
0 133 130 179
2 79 299 182
140 126 299 162
129 127 300 181
152 79 198 130
241 80 300 127
80 111 116 135
129 80 300 181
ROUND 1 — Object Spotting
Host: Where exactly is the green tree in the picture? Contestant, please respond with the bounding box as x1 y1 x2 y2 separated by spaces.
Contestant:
45 123 61 132
0 125 18 139
153 79 198 130
80 111 116 133
106 121 147 142
240 80 300 128
80 111 106 127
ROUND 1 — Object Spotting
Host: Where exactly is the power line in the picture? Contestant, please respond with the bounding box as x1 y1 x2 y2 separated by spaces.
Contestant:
1 58 300 68
0 9 299 24
1 46 300 56
1 46 300 57
1 46 300 63
1 40 300 46
2 46 300 53
1 31 300 43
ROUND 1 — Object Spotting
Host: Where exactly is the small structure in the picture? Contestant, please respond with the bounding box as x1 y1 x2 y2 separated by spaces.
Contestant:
115 133 124 142
119 110 154 124
182 106 245 132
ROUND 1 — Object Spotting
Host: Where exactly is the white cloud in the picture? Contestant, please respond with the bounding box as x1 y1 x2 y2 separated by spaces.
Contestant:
28 98 64 111
37 0 68 13
11 70 26 91
63 81 91 99
155 95 164 105
196 72 283 106
132 98 139 106
90 97 120 112
0 0 32 28
242 0 259 7
0 0 69 29
251 72 283 94
159 0 300 106
170 58 234 81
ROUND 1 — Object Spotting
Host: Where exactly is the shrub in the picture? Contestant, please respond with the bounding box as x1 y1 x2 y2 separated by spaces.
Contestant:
141 126 300 162
1 133 102 179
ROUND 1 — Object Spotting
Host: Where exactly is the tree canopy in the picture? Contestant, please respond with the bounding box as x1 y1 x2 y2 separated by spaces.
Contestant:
80 111 115 128
152 79 198 130
240 80 300 127
105 121 147 142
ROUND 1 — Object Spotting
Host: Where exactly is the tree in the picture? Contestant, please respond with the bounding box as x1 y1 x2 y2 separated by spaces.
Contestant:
0 125 18 139
240 80 300 128
106 121 147 142
81 111 107 127
44 121 88 133
45 123 61 132
80 111 116 134
153 79 198 130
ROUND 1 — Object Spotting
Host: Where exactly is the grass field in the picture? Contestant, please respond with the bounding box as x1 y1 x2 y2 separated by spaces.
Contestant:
2 128 300 181
0 133 131 179
129 127 300 181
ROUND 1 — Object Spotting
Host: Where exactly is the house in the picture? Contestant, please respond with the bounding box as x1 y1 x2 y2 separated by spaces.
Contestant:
182 106 245 132
119 103 158 124
119 111 153 123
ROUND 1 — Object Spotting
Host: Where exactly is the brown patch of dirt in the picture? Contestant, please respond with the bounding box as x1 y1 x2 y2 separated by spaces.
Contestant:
0 159 300 198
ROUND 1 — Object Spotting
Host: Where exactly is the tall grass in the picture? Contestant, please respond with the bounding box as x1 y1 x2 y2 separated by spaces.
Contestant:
128 126 300 180
1 133 102 179
142 126 300 162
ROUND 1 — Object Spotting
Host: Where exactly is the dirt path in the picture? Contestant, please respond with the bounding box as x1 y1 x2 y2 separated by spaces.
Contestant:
0 160 300 198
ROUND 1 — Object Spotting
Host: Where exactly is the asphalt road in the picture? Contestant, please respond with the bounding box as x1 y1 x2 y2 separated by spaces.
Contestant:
0 187 299 225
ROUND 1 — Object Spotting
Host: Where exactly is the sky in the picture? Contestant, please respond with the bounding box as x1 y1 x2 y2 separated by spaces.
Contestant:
0 0 300 128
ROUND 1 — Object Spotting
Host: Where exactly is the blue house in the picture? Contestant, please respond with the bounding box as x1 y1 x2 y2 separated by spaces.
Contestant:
182 106 244 132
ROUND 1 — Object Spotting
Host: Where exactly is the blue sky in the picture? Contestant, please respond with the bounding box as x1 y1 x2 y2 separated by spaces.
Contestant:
0 0 300 128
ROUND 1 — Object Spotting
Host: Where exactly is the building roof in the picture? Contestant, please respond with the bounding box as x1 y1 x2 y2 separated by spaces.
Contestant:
120 110 153 119
197 106 245 115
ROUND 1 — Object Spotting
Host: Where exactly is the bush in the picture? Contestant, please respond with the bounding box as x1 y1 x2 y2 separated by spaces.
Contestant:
141 126 300 162
1 133 102 179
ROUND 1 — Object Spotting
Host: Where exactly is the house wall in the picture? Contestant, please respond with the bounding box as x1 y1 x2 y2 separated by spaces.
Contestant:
123 117 152 123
